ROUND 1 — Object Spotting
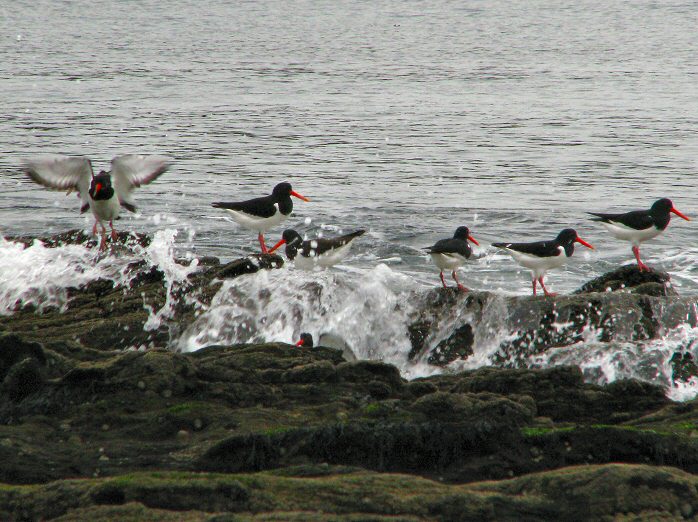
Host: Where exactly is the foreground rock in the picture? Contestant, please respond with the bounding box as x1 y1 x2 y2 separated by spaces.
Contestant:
2 335 698 518
1 463 696 521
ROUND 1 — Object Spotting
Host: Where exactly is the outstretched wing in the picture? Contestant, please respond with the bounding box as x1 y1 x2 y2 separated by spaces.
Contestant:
111 154 172 212
24 155 92 212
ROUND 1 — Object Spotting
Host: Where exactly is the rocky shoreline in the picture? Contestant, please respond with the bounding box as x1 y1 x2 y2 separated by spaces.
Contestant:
2 231 698 520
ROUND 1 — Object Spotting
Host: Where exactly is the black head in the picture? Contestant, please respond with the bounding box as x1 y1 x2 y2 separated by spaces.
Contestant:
281 229 304 245
452 226 479 246
555 228 578 246
556 228 594 256
272 182 293 199
453 226 471 240
296 332 314 348
89 171 114 201
651 198 674 214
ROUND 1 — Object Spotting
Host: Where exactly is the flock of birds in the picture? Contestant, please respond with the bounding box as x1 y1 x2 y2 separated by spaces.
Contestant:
22 154 691 299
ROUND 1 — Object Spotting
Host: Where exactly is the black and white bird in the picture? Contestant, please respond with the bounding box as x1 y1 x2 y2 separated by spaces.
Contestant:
295 332 314 347
212 182 310 253
492 228 594 296
589 198 690 272
24 154 171 249
424 226 479 292
269 229 365 269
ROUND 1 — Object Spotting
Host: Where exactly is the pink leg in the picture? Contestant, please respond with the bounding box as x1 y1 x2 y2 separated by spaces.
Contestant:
532 278 537 296
99 223 107 251
258 233 268 254
538 276 556 297
632 246 650 272
439 271 448 289
452 270 469 292
110 220 118 241
92 221 98 236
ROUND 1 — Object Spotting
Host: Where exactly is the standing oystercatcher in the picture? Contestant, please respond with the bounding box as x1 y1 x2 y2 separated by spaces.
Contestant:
425 226 479 292
493 228 594 296
24 154 171 249
212 182 310 253
268 229 365 269
589 198 690 272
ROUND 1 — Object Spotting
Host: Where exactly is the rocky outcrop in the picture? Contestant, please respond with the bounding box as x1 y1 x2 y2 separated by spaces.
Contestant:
407 266 697 370
3 231 698 519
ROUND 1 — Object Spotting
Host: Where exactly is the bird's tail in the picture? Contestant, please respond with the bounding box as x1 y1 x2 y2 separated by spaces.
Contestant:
587 212 609 222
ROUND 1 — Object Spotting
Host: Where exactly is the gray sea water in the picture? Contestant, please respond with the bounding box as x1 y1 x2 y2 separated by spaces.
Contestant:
1 1 698 396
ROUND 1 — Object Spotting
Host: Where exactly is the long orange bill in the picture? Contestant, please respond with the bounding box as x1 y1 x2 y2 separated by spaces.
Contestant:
290 190 310 202
575 237 594 249
467 235 480 246
671 207 690 221
295 339 304 347
268 238 286 254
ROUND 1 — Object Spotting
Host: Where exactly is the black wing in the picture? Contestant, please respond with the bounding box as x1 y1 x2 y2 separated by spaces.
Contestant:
426 238 472 258
492 240 561 257
212 195 276 218
300 230 366 257
588 210 653 231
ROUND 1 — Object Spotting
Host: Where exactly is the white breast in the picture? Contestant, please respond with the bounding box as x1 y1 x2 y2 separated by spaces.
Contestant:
506 247 568 278
224 205 287 233
430 252 467 271
90 196 121 222
601 221 661 246
294 242 354 270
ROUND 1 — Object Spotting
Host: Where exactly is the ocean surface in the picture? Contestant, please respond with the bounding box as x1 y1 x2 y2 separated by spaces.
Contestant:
1 1 697 397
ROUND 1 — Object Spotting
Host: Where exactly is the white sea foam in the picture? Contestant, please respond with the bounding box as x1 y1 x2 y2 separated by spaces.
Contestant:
176 263 434 371
0 236 128 314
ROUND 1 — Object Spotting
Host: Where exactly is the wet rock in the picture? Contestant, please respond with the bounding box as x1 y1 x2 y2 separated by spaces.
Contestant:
407 266 697 369
671 349 698 383
216 254 284 278
427 323 474 366
0 335 46 380
574 264 674 295
1 358 44 401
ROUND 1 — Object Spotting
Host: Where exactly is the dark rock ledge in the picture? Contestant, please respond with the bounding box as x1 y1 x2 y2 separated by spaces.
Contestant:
2 231 698 520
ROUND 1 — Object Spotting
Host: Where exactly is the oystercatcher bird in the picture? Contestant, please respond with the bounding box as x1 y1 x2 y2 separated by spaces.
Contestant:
24 154 171 249
492 229 594 296
295 333 314 347
212 182 310 253
268 229 365 269
589 198 690 272
424 226 479 292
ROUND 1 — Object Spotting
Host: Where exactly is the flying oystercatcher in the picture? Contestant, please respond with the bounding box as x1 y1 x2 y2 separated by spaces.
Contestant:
588 198 690 272
268 229 365 269
212 182 310 253
425 226 479 292
295 333 314 347
493 228 594 296
24 154 171 249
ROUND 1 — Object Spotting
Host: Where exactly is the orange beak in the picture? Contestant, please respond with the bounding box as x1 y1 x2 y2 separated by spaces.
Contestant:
291 190 310 202
575 236 594 250
94 182 102 196
467 235 479 246
671 206 690 221
295 339 304 347
268 238 286 254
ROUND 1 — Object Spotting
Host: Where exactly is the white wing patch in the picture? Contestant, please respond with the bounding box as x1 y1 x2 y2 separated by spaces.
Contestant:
111 154 172 210
24 155 92 211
